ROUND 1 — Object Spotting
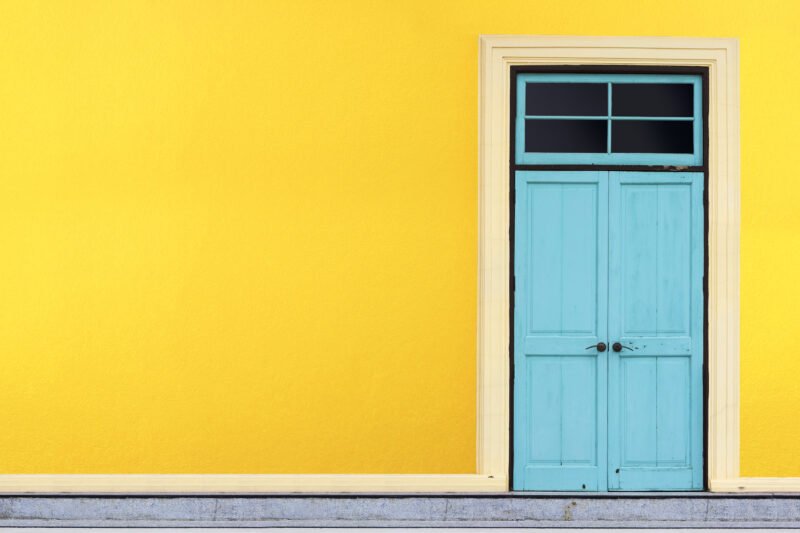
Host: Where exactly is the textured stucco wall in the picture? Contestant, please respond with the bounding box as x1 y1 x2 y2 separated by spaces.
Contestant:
0 0 797 475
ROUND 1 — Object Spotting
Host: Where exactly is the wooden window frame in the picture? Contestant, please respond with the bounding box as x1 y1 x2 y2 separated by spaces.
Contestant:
515 73 703 166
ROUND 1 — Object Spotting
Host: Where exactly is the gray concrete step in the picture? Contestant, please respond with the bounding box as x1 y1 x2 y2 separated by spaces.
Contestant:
2 494 800 528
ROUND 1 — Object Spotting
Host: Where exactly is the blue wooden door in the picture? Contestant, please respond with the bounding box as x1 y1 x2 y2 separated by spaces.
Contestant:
607 171 704 490
513 171 609 491
513 170 704 491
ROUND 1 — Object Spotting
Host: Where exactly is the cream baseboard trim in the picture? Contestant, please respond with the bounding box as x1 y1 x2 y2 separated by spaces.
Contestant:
0 474 506 494
5 474 797 494
711 477 800 493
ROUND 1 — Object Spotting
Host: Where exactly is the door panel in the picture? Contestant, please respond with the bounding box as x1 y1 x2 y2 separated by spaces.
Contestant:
513 171 608 491
607 172 704 490
619 183 692 336
514 170 704 491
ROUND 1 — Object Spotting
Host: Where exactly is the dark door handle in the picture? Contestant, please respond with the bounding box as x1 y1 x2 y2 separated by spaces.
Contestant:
585 342 607 352
612 342 633 352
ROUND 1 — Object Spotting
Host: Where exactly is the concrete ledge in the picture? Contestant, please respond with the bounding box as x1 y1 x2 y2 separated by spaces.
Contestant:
2 494 800 528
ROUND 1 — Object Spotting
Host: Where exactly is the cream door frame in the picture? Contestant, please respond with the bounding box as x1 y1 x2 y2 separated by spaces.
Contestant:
476 35 744 492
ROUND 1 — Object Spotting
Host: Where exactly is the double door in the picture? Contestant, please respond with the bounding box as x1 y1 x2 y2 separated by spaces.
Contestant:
512 171 704 491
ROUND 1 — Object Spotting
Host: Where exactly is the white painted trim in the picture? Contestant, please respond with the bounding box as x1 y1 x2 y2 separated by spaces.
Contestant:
476 35 742 491
711 477 800 493
0 474 505 494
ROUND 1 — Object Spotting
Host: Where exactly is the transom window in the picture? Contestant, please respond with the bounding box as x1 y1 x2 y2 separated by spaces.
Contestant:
515 74 703 166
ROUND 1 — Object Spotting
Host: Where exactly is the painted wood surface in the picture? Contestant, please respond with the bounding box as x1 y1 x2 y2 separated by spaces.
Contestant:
514 171 704 491
607 171 704 490
513 171 608 491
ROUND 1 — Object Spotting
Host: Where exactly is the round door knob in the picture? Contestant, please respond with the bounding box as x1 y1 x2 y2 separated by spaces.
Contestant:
612 342 622 352
584 342 607 352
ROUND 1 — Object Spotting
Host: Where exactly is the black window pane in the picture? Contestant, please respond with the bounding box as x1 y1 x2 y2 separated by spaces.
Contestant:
525 119 607 153
612 84 693 117
612 120 694 153
525 83 607 116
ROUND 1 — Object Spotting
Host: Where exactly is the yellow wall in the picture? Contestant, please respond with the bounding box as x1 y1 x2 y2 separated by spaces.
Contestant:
0 0 797 476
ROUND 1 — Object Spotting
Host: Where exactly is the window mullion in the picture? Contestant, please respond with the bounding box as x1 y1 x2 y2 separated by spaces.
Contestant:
607 83 612 154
